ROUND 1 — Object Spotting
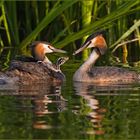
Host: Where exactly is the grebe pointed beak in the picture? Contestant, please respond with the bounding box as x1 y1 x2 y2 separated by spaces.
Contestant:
48 45 67 53
49 46 67 53
73 34 107 56
73 41 91 55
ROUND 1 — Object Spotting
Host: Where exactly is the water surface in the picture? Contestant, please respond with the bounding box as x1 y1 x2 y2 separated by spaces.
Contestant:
0 65 140 139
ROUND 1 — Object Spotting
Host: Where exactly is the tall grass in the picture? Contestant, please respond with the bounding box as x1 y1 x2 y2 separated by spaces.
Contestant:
5 1 19 45
0 0 140 64
81 0 94 60
19 0 79 52
55 0 140 48
0 2 11 46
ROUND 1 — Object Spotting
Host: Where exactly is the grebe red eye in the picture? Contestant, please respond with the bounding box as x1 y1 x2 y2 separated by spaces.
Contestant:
48 45 53 50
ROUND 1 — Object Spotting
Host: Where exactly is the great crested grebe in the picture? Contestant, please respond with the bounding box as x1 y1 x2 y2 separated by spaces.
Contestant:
73 31 140 84
28 41 67 72
29 41 66 63
0 42 68 85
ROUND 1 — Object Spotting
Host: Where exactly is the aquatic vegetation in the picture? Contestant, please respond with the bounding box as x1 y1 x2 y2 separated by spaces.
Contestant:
0 0 140 67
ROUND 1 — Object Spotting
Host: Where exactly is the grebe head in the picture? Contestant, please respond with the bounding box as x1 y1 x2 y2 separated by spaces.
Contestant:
44 56 69 81
73 31 107 55
56 57 69 67
29 41 66 61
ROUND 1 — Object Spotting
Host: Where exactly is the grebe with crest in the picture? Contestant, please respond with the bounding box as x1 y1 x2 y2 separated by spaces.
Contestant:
73 31 140 84
0 42 68 85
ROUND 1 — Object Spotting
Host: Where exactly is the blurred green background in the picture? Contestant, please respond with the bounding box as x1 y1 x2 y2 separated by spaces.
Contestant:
0 0 140 68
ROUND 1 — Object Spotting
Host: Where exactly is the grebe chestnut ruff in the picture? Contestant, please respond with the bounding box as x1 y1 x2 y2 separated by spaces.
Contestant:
0 42 68 85
29 41 67 63
73 32 140 84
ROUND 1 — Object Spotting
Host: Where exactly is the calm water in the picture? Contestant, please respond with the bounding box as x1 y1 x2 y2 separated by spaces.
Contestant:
0 65 140 139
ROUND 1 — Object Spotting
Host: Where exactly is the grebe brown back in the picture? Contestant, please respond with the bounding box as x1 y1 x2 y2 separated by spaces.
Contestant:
73 31 140 84
0 56 69 85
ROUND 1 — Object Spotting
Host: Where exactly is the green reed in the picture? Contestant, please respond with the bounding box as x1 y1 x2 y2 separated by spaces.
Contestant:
0 0 140 64
55 1 140 47
0 1 11 46
19 0 79 53
81 0 94 60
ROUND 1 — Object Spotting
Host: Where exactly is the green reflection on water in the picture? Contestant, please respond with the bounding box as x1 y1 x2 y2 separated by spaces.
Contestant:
0 64 140 139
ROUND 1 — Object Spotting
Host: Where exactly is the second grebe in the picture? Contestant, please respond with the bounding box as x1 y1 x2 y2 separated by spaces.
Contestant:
73 31 140 84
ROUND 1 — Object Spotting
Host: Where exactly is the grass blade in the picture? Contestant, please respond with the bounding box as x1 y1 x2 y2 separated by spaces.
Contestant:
20 0 79 52
111 19 140 49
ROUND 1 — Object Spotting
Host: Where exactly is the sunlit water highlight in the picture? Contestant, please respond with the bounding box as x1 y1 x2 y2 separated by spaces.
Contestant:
0 66 140 139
